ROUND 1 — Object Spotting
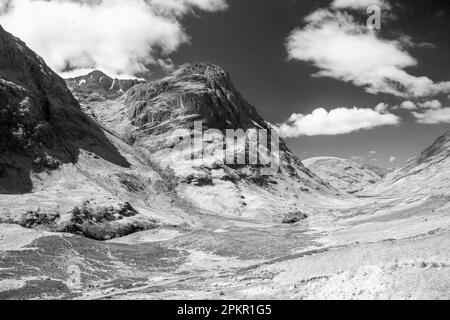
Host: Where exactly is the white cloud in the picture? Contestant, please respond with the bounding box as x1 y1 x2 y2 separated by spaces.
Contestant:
279 106 400 137
389 156 396 163
286 9 450 98
399 101 417 110
418 100 442 109
0 0 227 77
413 108 450 124
332 0 390 10
375 102 388 113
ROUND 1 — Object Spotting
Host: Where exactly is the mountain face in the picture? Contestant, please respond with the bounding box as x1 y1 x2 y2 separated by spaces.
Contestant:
364 131 450 196
302 157 382 194
66 71 142 104
124 63 269 134
0 25 186 240
0 25 128 193
66 63 339 220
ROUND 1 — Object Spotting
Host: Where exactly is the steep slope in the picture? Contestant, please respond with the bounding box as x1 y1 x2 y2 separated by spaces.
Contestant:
365 131 450 196
302 157 382 194
68 63 341 221
0 25 128 193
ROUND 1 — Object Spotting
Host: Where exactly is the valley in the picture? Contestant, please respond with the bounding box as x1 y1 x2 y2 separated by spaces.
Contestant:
0 25 449 300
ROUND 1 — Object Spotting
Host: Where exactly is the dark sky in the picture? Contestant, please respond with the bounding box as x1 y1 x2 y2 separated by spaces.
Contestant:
168 0 450 167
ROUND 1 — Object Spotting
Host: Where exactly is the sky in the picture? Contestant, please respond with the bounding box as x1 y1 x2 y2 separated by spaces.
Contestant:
1 0 449 167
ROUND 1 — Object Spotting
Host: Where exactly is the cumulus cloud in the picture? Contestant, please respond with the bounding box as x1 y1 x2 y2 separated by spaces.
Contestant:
332 0 390 10
279 106 400 137
399 101 417 110
418 100 442 109
286 8 450 98
413 108 450 124
375 102 388 113
0 0 227 78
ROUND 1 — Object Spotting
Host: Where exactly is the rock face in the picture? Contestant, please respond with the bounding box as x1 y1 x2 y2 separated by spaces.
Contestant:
0 25 128 193
67 62 339 220
124 63 268 134
302 157 382 194
365 131 450 196
66 70 142 104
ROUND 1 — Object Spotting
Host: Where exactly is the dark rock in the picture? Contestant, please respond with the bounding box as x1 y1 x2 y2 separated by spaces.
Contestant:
282 212 308 224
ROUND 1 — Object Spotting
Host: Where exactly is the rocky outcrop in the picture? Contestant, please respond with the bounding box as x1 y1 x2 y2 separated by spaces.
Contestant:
0 25 129 194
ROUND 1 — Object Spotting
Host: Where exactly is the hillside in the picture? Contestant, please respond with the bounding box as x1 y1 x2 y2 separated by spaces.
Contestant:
364 132 450 196
302 157 382 194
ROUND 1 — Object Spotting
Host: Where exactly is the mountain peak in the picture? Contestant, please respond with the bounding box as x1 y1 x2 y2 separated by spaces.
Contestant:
65 70 143 103
176 62 227 76
85 70 111 81
124 62 266 132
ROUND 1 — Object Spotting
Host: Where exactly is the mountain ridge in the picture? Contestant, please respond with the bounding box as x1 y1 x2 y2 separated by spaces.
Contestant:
362 131 450 196
66 70 143 103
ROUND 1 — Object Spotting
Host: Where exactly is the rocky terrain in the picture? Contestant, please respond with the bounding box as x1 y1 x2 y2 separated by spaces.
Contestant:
0 26 449 300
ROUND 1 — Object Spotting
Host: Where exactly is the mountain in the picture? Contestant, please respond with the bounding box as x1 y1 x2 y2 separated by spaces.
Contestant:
66 70 143 104
66 62 340 220
302 157 382 194
0 25 198 242
0 25 128 194
364 131 450 196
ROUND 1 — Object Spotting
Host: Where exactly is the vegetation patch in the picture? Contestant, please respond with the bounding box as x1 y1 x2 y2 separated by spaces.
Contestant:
282 212 308 224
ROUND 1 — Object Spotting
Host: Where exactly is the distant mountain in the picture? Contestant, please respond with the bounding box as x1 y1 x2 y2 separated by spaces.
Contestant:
360 163 393 178
302 157 382 194
364 131 450 196
66 70 143 103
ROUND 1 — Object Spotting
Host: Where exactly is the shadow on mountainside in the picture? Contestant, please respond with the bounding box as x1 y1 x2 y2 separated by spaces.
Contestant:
0 25 130 194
